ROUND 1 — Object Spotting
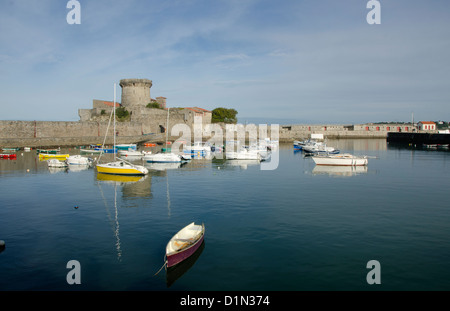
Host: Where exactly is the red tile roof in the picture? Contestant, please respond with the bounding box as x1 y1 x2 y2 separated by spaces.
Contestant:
185 107 211 113
102 101 120 108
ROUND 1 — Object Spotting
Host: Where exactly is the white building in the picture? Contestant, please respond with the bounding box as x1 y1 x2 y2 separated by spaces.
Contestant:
418 121 436 131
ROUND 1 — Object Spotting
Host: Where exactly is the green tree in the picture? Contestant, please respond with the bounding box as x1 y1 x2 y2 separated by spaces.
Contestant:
146 102 162 109
115 107 130 121
212 107 238 124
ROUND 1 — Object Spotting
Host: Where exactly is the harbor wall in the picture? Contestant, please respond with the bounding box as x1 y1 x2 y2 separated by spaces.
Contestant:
0 120 417 148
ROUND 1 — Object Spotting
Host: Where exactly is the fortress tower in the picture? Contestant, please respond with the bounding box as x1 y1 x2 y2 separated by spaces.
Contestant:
119 78 152 109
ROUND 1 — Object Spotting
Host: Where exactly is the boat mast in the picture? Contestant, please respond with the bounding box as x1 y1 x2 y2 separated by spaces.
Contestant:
113 83 116 162
166 107 170 150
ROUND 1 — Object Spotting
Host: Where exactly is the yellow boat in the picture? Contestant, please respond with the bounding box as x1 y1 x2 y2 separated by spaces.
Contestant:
97 172 145 183
96 161 148 176
39 153 70 160
96 83 149 177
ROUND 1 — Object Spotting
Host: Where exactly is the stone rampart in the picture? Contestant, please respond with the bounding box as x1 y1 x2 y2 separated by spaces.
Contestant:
0 119 416 148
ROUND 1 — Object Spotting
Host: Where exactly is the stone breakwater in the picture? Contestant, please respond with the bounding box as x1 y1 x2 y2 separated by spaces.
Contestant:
0 120 413 148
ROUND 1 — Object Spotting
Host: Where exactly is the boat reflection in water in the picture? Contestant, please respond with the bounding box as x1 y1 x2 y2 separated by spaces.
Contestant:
145 162 185 171
96 172 148 183
226 159 260 170
166 241 205 288
312 165 368 177
96 172 150 261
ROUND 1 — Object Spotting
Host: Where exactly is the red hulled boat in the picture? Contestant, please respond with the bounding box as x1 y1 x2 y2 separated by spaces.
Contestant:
166 222 205 268
0 154 17 159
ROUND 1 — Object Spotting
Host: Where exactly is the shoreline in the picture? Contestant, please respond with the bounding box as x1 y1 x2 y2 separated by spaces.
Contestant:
0 131 388 149
0 120 430 149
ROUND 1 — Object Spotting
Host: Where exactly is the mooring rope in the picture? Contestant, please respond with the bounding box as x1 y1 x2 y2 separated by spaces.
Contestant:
154 260 167 276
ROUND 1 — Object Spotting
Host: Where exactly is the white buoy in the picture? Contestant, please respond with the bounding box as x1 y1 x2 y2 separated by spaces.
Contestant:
0 240 5 251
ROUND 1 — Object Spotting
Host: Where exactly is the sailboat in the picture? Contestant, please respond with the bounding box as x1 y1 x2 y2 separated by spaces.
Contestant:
96 83 149 176
143 108 190 163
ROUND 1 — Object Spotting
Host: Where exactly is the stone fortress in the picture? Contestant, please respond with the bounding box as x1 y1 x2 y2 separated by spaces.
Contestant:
0 78 213 148
79 78 212 131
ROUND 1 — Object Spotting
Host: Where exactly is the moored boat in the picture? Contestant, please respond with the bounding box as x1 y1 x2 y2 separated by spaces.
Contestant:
166 222 205 268
80 145 104 155
225 148 262 161
312 153 368 166
47 159 68 168
37 148 61 154
144 152 187 163
118 149 144 158
95 83 149 176
302 142 339 155
39 153 70 160
97 160 148 175
0 153 17 159
66 155 94 166
116 144 137 151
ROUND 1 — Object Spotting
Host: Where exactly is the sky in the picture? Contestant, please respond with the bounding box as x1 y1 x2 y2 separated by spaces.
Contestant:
0 0 449 124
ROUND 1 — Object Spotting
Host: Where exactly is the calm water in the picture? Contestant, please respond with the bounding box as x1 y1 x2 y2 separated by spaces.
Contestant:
1 139 450 291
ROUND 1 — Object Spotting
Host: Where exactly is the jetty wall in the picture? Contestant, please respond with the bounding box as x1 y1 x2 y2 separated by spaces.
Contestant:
0 120 146 148
0 120 417 148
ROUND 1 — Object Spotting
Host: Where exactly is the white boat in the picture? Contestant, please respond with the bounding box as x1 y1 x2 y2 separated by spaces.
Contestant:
260 137 278 150
166 222 205 268
118 149 144 158
116 144 137 151
294 139 315 149
96 84 149 176
144 152 185 163
302 141 339 154
183 141 211 156
226 148 262 161
144 108 191 163
66 155 94 166
247 143 270 159
312 153 368 166
47 159 68 168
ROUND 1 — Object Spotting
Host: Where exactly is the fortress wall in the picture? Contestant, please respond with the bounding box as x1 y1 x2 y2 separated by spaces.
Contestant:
1 119 411 148
0 120 145 148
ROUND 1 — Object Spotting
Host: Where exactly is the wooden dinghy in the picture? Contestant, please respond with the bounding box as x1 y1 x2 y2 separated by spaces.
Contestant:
166 222 205 268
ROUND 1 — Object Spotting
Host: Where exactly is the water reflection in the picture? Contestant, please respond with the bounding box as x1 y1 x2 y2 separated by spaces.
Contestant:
312 165 368 177
166 241 205 287
226 159 260 170
145 162 185 171
388 142 450 152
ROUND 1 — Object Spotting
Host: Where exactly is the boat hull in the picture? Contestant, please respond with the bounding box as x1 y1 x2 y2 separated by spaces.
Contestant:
39 153 69 160
144 153 183 163
0 154 17 159
312 154 368 166
96 162 148 175
166 223 205 268
167 234 204 268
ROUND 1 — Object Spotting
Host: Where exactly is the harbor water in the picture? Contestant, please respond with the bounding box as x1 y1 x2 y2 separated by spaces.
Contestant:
1 139 449 291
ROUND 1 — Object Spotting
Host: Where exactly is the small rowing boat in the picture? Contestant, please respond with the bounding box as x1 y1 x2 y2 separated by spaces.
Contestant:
0 153 17 159
166 222 205 268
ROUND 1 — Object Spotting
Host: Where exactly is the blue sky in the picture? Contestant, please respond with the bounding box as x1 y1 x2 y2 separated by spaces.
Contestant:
0 0 449 124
